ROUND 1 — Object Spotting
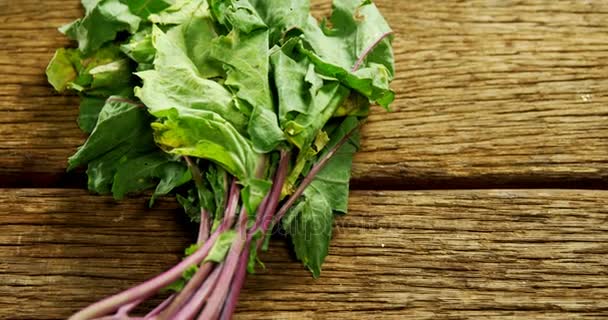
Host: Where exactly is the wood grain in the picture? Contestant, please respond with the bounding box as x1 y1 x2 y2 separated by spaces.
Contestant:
1 189 607 319
1 0 607 188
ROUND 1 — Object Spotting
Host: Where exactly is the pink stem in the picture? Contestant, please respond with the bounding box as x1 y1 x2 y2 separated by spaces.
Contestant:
156 263 213 319
197 208 211 245
257 150 290 235
218 246 250 320
118 298 143 316
93 317 144 320
159 189 239 319
69 183 240 320
351 31 393 72
274 125 360 223
171 264 224 320
197 208 249 320
144 295 175 319
216 151 290 320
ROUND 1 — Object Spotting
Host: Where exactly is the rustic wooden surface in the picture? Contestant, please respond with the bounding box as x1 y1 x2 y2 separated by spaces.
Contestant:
1 0 607 319
1 0 608 188
1 189 607 320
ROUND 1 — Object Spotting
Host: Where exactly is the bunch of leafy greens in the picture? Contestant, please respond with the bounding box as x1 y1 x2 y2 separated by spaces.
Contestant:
47 0 394 318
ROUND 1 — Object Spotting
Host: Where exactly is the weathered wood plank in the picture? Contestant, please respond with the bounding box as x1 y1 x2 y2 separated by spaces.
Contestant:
1 189 607 319
1 0 608 188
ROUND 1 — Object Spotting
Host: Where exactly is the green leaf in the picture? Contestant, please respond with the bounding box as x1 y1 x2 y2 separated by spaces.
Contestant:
246 236 265 273
60 0 141 55
185 243 201 256
271 46 350 149
209 0 267 33
208 29 285 152
46 48 79 92
177 188 202 222
68 97 154 171
240 178 272 218
206 164 229 222
269 46 310 125
282 130 330 197
151 109 270 214
171 16 224 78
333 91 370 117
112 152 191 205
283 116 360 277
309 116 360 213
138 23 283 156
204 230 237 263
135 26 247 133
163 264 197 293
163 243 201 293
282 192 333 278
120 27 156 66
78 96 106 133
163 278 186 293
151 110 258 183
296 0 395 108
178 163 228 227
46 46 135 98
250 0 310 44
72 97 192 203
149 0 210 25
120 0 173 18
86 143 138 194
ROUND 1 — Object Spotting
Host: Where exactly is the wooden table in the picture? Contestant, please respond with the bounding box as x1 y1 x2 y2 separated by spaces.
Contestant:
1 0 607 319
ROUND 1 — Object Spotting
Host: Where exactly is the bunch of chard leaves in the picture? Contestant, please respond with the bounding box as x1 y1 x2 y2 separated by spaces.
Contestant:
47 0 394 318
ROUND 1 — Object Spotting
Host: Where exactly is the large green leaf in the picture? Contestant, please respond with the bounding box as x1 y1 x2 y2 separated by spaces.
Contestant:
78 96 106 133
112 152 192 205
46 46 134 97
282 191 333 278
135 26 247 133
283 116 360 277
297 0 395 108
271 45 351 149
69 97 191 201
68 98 154 170
120 0 173 18
46 46 134 135
139 22 284 153
209 0 267 33
307 116 360 213
207 15 270 110
86 142 140 194
148 0 210 25
151 109 269 214
206 0 285 152
151 110 256 179
120 27 156 67
46 49 79 92
208 29 285 152
60 0 141 55
171 16 224 78
250 0 310 45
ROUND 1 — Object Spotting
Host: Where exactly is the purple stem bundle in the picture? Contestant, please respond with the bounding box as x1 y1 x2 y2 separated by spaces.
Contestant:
72 127 359 319
172 263 223 320
69 183 240 320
